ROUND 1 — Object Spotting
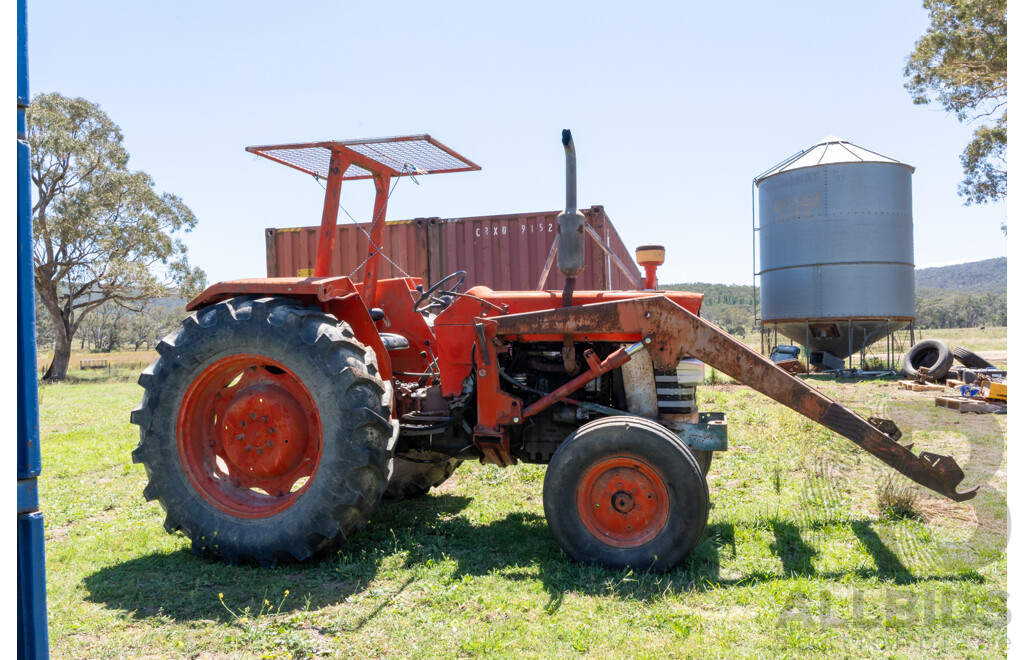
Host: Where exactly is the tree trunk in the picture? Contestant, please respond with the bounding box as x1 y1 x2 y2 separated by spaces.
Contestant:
36 289 76 382
46 321 72 381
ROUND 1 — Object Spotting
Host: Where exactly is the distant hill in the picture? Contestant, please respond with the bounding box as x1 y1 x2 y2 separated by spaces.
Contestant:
660 282 758 335
915 257 1006 294
662 282 757 307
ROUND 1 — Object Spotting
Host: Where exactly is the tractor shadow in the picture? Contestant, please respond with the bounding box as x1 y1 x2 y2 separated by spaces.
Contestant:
82 495 476 623
352 504 987 618
83 494 986 623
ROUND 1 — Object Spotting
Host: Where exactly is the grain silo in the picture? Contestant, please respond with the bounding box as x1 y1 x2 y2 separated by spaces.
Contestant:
754 136 915 369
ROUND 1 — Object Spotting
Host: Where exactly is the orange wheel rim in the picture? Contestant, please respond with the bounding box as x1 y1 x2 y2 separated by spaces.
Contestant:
177 354 322 518
577 454 669 548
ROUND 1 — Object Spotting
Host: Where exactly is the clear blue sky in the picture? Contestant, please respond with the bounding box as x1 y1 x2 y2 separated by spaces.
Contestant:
27 0 1008 286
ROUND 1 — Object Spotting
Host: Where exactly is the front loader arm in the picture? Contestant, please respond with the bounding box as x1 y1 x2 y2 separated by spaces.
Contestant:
492 296 978 502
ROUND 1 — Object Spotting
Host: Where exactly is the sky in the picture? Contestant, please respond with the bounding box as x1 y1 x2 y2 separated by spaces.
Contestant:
25 0 1008 287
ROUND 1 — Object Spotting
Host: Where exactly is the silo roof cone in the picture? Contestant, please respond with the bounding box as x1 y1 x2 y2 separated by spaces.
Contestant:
755 136 915 184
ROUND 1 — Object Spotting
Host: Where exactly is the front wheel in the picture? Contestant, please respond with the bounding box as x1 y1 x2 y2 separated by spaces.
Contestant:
542 416 709 571
131 297 397 565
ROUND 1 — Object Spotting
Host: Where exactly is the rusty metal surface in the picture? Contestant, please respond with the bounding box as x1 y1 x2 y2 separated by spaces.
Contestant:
585 223 643 289
620 349 659 419
268 219 432 281
266 206 643 291
440 206 640 291
521 347 631 419
186 277 355 311
491 297 978 502
676 412 728 451
432 287 703 397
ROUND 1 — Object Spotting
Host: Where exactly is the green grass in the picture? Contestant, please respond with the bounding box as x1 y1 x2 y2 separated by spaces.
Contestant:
915 327 1007 353
38 379 1006 659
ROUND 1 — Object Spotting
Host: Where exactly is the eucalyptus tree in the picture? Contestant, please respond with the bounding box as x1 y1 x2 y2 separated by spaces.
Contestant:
905 0 1007 206
28 93 206 380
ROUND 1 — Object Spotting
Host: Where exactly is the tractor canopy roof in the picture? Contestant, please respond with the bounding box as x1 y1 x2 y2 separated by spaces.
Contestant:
246 135 480 181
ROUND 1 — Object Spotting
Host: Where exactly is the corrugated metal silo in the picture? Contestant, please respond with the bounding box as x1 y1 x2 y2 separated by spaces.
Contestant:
755 136 915 364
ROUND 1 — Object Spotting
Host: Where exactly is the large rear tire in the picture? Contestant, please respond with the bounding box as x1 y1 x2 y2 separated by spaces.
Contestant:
131 297 397 565
384 451 462 500
543 416 709 571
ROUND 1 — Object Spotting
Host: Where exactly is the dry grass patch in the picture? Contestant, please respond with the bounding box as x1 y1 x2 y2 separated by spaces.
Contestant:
876 475 921 521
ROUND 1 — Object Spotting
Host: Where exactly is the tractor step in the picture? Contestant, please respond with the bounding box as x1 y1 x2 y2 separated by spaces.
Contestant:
674 412 728 452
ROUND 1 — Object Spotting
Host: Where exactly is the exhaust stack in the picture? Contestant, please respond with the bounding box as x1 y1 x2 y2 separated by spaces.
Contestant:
557 129 586 282
557 129 587 375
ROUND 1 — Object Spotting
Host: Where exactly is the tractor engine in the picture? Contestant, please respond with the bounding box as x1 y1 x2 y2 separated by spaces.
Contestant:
393 339 699 466
500 341 620 463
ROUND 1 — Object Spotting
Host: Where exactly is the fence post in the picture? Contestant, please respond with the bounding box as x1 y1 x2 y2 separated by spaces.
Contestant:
17 0 51 656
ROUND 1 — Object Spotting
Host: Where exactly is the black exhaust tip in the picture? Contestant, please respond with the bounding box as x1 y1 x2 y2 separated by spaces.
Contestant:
561 129 572 146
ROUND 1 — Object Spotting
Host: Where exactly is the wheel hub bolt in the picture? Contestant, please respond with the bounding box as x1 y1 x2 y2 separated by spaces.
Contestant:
612 491 635 513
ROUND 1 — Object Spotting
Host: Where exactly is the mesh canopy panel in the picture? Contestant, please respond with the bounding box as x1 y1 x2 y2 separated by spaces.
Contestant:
246 135 480 180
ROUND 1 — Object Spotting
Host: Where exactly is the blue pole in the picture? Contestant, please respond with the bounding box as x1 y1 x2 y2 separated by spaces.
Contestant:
17 0 50 657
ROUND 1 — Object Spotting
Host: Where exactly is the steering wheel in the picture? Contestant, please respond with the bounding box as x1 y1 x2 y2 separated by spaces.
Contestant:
414 271 467 314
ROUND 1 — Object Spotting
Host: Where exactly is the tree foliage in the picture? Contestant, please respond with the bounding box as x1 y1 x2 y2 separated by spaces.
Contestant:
915 291 1006 328
29 93 206 380
904 0 1007 205
661 282 758 336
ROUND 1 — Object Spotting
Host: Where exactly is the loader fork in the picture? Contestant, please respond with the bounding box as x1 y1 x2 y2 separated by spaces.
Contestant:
491 296 979 502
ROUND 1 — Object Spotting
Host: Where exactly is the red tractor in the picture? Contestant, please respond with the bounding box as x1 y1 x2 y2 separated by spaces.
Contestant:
131 131 977 570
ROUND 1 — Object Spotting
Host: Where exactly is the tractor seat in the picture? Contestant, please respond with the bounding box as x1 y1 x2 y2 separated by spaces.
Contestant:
379 333 410 352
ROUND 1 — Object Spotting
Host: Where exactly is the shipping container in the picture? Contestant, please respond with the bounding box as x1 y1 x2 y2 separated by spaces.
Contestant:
266 205 643 291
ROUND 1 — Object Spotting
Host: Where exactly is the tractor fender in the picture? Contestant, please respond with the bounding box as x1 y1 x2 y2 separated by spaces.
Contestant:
184 276 394 383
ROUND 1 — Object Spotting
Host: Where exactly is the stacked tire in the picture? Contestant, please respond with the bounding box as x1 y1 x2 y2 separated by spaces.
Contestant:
901 339 953 380
902 339 997 380
952 346 995 370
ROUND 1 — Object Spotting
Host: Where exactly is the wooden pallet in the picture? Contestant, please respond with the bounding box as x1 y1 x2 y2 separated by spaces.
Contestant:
934 396 1007 414
898 380 945 392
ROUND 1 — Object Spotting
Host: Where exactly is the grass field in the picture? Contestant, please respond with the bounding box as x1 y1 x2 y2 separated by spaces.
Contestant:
37 349 158 382
915 327 1008 354
37 373 1006 659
